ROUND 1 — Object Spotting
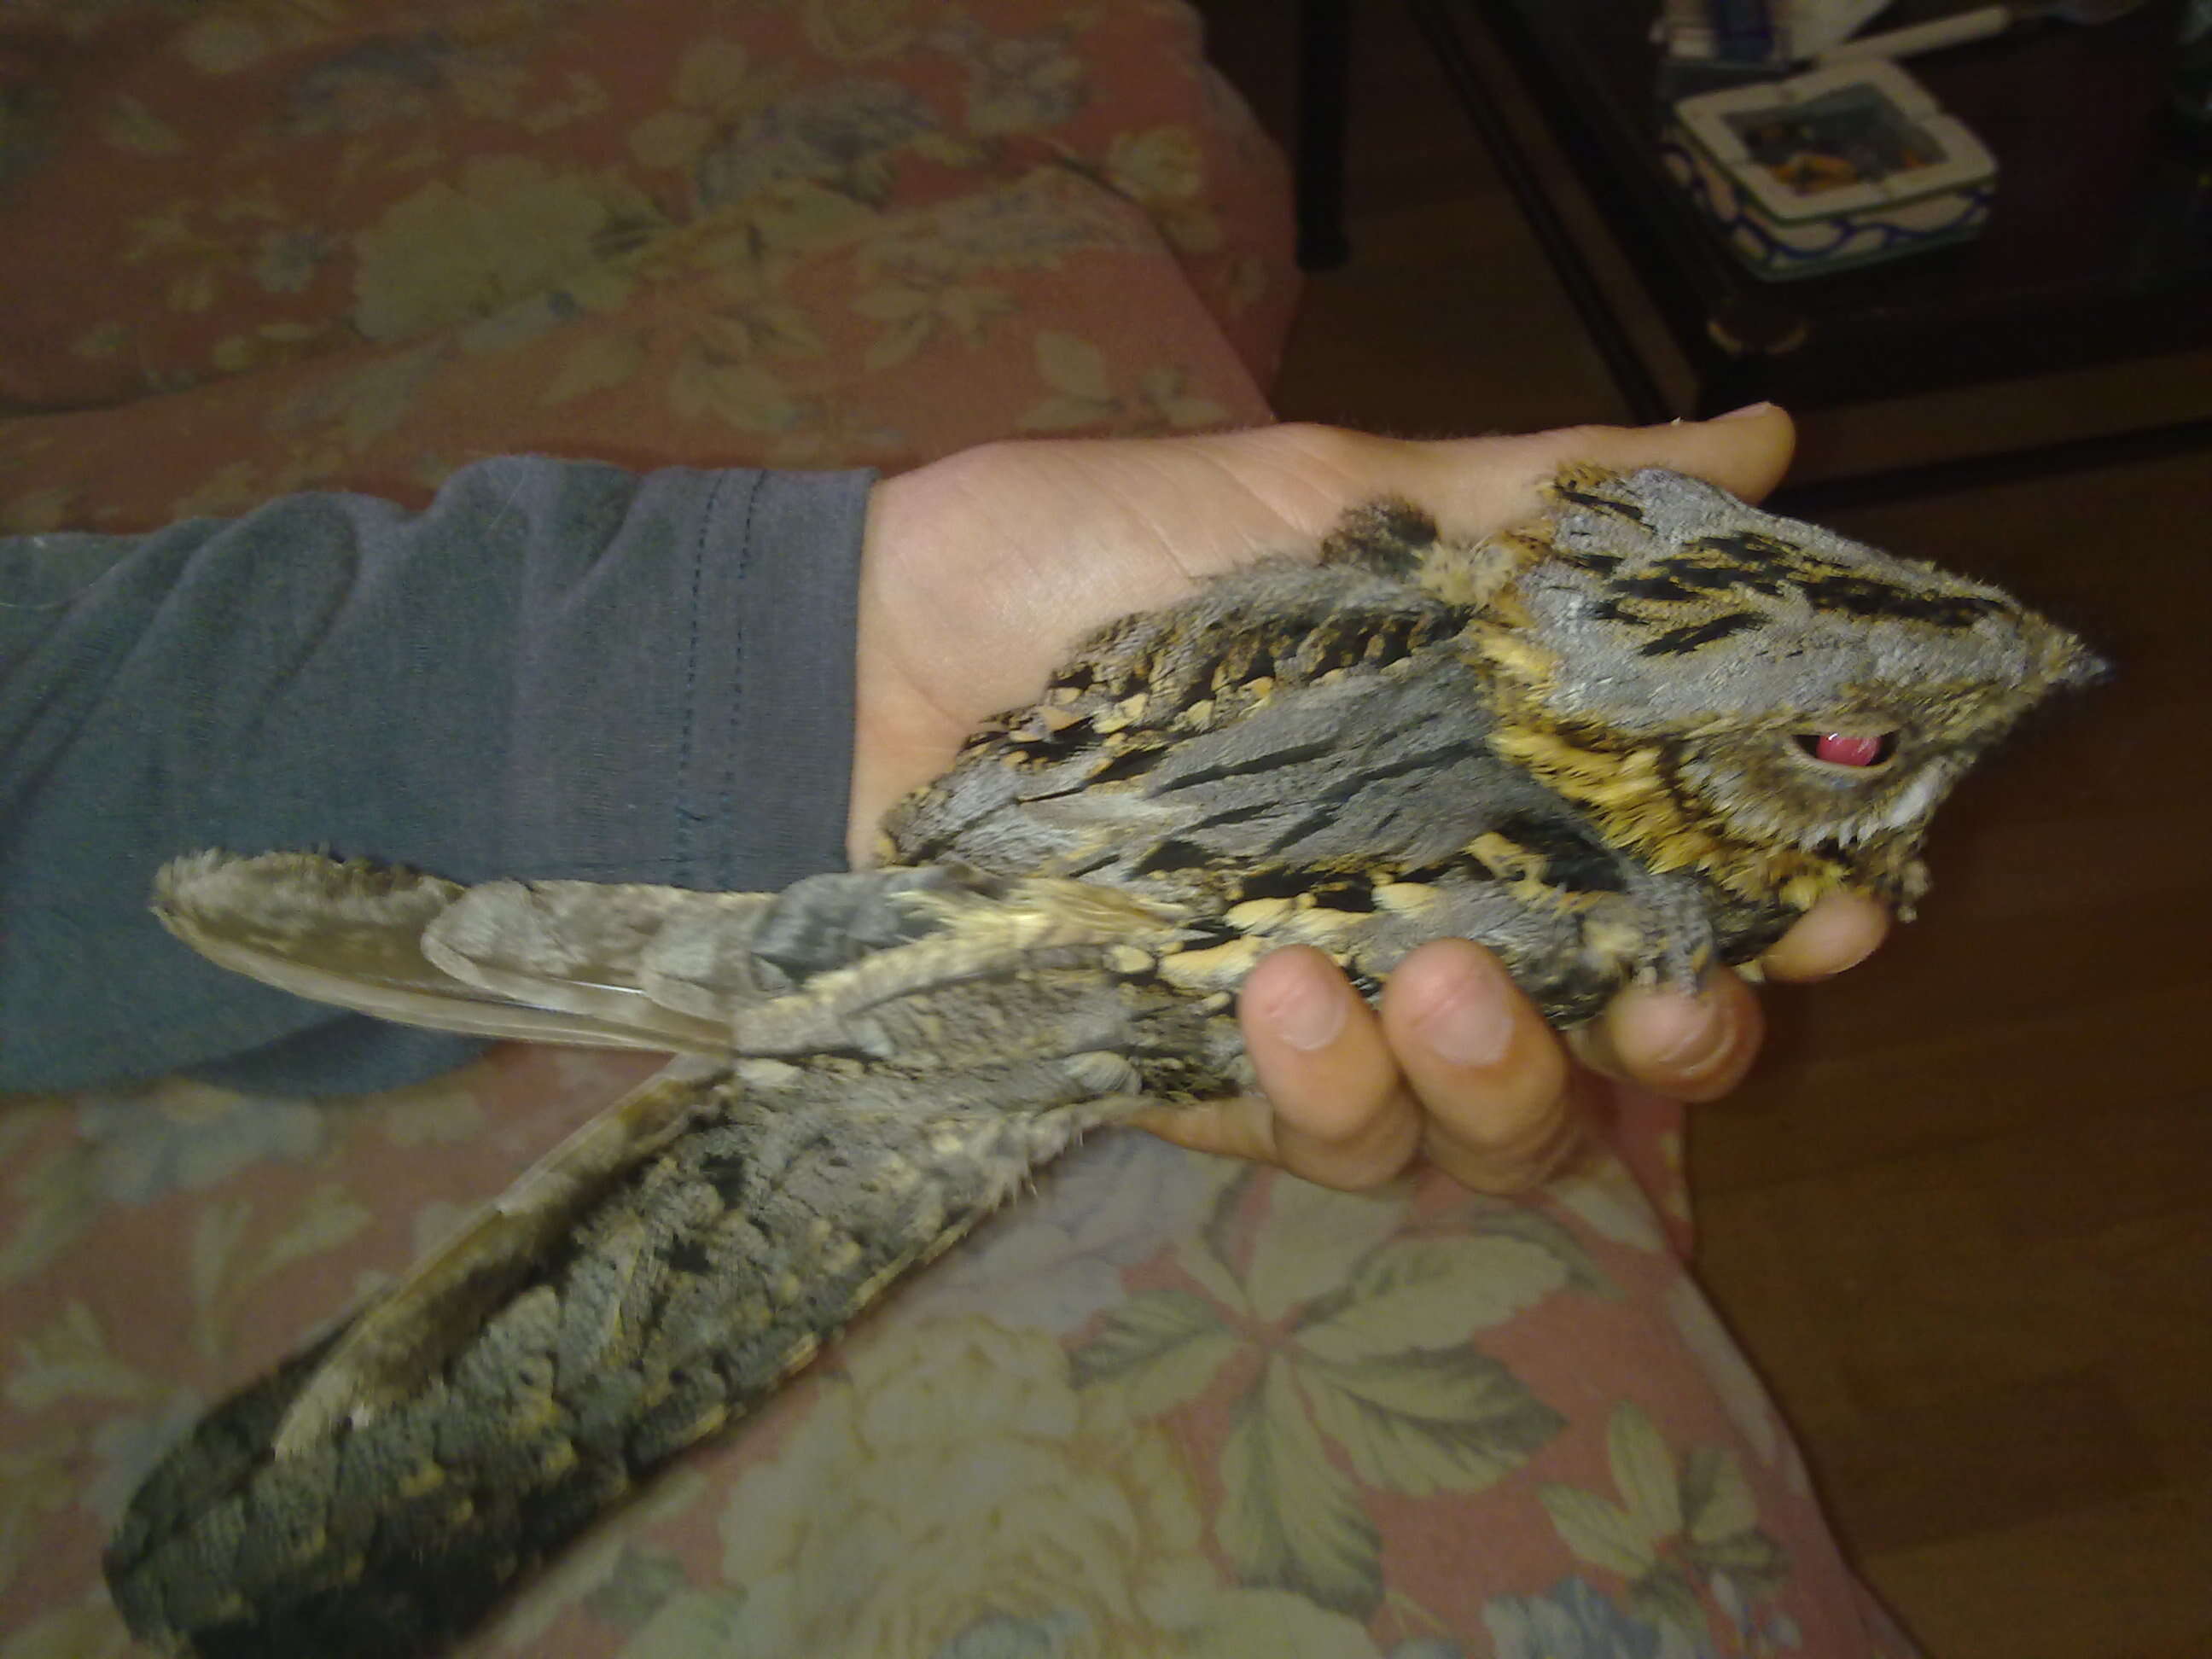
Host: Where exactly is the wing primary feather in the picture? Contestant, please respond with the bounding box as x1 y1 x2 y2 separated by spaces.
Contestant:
155 853 729 1054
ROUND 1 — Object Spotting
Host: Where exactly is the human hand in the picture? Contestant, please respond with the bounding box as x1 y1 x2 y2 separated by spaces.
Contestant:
851 409 1887 1192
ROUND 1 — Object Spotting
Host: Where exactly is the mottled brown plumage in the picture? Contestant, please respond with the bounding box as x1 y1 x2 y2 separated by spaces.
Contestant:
105 468 2100 1657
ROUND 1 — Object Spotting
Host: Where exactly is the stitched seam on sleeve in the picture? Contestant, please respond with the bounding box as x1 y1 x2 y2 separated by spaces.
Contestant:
674 474 717 877
721 474 762 876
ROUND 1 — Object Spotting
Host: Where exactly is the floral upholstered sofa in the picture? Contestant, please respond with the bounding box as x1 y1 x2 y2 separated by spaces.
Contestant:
0 0 1295 523
0 3 1919 1656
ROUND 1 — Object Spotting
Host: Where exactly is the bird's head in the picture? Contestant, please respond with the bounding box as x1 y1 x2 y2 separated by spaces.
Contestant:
1428 467 2104 910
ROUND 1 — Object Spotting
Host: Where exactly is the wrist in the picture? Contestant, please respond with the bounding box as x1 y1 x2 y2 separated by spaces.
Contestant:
849 471 934 865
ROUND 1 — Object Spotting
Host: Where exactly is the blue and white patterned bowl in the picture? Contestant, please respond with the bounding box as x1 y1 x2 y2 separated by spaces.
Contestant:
1663 59 1997 282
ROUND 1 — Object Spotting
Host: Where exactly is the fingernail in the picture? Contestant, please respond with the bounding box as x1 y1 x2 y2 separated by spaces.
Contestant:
1415 975 1514 1068
1639 994 1732 1076
1714 400 1778 422
1262 958 1348 1052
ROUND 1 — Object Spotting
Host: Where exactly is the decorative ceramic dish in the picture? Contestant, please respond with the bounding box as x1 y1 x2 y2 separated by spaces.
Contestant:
1662 58 1997 280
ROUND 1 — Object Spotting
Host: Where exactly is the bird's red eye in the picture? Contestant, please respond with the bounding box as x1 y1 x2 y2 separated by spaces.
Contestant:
1802 732 1894 767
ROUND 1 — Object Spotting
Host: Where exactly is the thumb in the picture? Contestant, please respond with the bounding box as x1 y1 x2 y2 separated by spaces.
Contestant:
1357 403 1799 541
1547 401 1797 504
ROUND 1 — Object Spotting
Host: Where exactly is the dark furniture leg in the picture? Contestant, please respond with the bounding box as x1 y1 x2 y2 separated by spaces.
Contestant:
1407 0 1675 422
1295 0 1353 270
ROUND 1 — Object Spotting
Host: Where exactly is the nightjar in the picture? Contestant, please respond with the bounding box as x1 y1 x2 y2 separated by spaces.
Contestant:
106 466 2101 1658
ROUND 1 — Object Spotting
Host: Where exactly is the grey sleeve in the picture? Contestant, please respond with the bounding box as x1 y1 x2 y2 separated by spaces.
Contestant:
0 456 874 1093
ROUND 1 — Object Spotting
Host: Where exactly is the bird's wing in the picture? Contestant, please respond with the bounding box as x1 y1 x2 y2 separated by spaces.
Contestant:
266 1051 725 1454
151 851 1196 1461
157 852 1195 1060
154 852 737 1053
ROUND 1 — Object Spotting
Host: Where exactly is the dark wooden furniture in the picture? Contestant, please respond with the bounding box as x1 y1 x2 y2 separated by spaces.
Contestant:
1301 0 2212 466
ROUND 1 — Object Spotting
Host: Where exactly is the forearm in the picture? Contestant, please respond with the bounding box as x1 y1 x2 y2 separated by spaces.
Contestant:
0 457 872 1091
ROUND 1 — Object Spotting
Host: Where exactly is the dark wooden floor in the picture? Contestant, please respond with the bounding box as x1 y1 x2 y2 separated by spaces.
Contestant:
1198 5 2212 1655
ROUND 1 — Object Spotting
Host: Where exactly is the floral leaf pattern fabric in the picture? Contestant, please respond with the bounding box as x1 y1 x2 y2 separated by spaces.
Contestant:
1074 1173 1579 1615
4 1043 1922 1656
0 0 1295 529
